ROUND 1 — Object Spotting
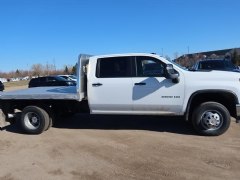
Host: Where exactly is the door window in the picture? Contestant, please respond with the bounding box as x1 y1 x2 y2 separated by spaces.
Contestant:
47 77 56 82
136 56 165 77
96 57 133 78
39 77 46 82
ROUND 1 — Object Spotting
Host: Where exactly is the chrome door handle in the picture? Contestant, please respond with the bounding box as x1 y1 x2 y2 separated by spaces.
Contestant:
134 83 146 86
92 83 103 87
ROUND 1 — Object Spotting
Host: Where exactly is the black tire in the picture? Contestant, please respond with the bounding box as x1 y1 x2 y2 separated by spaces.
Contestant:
42 107 55 131
20 106 50 134
45 114 54 131
192 102 231 136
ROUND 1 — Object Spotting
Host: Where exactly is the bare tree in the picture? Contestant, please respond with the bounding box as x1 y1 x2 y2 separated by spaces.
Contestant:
44 63 56 75
31 64 44 77
1 62 76 79
165 55 171 61
174 52 179 60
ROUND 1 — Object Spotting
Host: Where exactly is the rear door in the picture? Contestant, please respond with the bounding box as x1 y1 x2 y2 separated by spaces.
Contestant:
88 56 134 114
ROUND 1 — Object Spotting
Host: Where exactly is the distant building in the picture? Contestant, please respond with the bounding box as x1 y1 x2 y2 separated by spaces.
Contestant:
175 48 240 68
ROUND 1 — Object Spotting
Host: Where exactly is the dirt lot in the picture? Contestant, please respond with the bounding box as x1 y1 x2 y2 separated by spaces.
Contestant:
0 85 240 180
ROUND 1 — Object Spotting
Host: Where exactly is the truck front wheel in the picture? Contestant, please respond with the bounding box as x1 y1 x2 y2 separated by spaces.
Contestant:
20 106 50 134
192 102 231 136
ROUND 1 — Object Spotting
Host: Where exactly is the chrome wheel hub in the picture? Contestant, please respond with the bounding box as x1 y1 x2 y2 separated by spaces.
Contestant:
201 111 223 130
24 112 40 130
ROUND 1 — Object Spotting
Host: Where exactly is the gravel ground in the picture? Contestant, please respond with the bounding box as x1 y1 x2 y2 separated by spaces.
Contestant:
0 113 240 180
0 86 240 180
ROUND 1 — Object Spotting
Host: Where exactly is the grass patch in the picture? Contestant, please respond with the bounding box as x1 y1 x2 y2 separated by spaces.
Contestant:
3 80 29 88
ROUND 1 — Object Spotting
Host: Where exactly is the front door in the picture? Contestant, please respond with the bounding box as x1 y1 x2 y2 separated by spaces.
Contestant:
132 56 185 115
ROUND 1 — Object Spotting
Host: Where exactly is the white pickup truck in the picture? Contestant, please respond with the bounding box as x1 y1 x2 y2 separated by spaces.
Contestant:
0 53 240 136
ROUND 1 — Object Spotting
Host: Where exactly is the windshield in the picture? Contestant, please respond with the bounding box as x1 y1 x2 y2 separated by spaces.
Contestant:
69 75 77 79
55 76 69 81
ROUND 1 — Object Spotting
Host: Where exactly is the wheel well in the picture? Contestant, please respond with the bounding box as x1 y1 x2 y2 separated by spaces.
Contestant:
187 91 238 120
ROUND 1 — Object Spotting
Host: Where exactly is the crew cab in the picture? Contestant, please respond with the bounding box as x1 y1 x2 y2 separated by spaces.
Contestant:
0 53 240 136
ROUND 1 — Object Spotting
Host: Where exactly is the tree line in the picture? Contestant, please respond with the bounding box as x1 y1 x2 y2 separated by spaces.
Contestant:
0 63 77 79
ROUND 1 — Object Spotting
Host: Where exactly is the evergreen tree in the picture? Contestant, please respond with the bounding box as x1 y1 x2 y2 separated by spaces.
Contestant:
72 63 77 75
64 66 69 74
16 69 20 76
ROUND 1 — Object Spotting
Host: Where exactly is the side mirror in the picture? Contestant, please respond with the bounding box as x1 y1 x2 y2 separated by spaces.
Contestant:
166 64 179 82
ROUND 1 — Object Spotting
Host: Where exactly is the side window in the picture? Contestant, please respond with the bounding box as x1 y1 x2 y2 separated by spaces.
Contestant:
96 57 132 78
30 78 38 84
47 77 56 82
136 56 165 77
39 77 46 82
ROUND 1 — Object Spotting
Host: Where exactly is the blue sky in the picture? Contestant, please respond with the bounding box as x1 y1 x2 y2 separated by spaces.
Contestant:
0 0 239 72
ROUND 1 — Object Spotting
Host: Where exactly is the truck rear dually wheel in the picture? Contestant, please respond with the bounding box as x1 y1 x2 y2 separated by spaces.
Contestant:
20 106 50 134
192 102 231 136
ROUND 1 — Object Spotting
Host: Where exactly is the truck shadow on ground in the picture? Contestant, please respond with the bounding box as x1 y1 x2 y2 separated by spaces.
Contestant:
3 114 197 135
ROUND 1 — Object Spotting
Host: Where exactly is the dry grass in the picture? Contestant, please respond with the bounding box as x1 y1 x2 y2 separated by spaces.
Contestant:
3 80 29 91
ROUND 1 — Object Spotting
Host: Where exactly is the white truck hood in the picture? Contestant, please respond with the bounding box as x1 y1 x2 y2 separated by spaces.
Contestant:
185 70 240 99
